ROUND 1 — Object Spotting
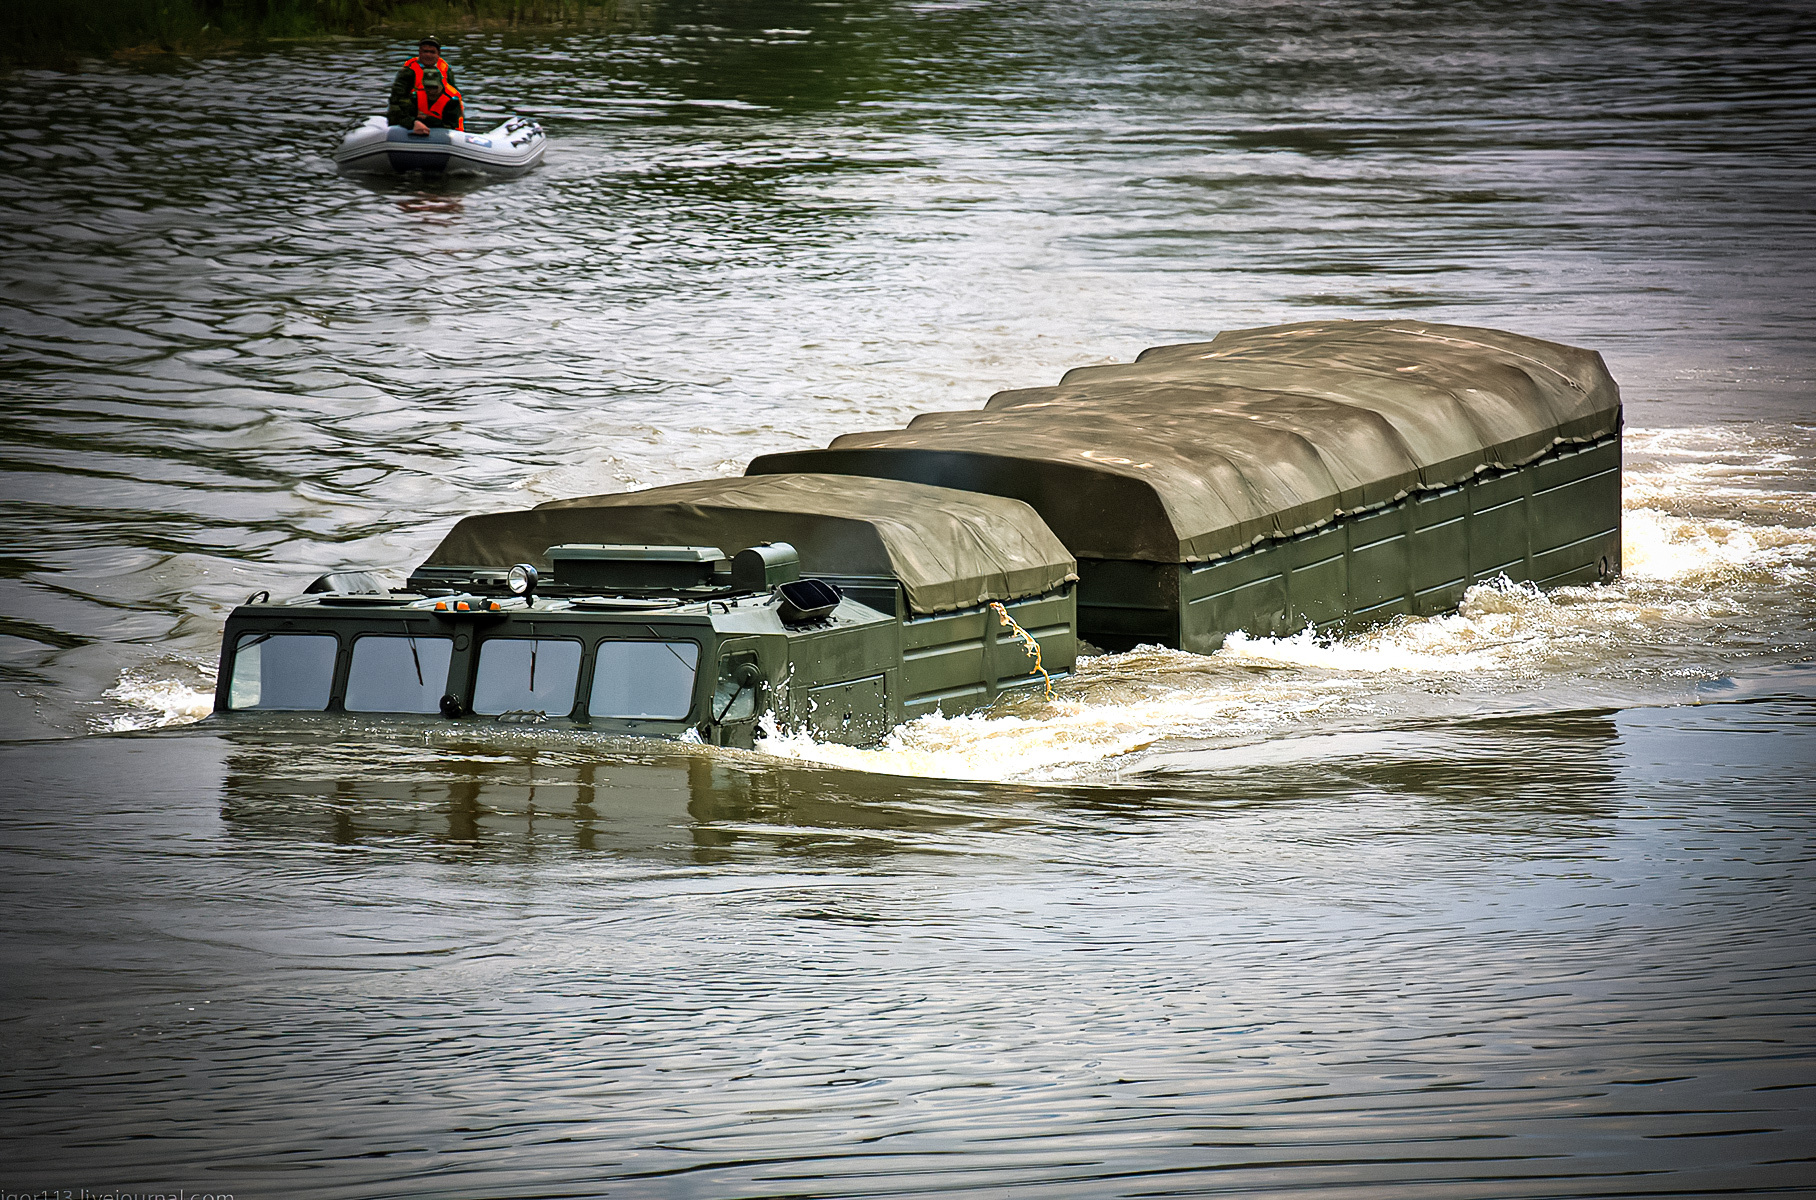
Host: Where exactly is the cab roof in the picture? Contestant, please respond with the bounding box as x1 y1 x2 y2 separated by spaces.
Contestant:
420 473 1076 615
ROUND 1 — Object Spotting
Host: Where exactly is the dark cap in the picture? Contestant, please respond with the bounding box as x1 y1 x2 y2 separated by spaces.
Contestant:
418 34 441 48
421 71 443 91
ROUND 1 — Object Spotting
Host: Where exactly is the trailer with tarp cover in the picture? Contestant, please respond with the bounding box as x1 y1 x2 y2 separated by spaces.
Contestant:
749 320 1623 652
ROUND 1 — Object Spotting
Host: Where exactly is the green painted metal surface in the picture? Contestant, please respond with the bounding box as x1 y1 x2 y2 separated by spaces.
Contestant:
214 568 1073 749
1073 435 1620 650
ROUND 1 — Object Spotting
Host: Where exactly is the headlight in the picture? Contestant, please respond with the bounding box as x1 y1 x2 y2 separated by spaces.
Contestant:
507 563 539 597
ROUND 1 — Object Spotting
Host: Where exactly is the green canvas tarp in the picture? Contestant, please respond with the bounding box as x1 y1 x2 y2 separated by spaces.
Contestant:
421 473 1076 615
747 320 1622 564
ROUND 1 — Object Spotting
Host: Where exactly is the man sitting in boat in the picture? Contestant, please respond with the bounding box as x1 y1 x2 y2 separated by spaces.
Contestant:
387 36 464 134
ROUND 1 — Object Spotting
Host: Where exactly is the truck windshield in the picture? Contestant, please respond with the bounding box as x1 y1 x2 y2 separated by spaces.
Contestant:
227 632 338 710
590 641 700 720
472 638 581 717
344 634 452 713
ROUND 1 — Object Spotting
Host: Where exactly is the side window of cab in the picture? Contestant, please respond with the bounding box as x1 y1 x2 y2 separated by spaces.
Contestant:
227 632 339 710
590 640 701 720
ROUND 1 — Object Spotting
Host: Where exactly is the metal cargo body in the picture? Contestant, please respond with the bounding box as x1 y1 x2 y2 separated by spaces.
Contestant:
748 320 1623 652
214 474 1077 747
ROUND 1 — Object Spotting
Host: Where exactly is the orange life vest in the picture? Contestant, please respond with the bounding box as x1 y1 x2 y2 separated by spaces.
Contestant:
405 57 463 130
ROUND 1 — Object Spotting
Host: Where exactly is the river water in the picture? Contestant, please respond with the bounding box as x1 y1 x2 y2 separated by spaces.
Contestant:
3 1 1814 1195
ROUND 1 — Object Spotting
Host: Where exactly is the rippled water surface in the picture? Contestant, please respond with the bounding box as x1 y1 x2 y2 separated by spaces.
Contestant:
2 0 1814 1195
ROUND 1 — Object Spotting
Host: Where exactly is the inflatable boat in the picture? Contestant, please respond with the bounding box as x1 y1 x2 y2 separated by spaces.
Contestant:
213 320 1621 746
333 115 546 178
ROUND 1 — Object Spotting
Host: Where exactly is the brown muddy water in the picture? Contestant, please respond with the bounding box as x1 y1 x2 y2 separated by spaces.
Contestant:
2 1 1814 1196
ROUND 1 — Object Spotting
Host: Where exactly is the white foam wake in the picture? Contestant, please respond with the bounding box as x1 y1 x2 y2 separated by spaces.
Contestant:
100 671 216 732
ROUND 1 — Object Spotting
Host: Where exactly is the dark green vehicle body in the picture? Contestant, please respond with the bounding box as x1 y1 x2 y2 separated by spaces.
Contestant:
1063 436 1619 648
215 319 1624 740
750 319 1624 652
214 475 1077 747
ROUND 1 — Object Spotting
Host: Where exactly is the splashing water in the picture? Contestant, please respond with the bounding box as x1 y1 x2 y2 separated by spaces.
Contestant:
756 669 1369 783
1622 505 1811 583
99 672 216 733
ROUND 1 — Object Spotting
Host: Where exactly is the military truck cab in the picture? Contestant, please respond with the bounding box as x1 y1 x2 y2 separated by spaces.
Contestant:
215 475 1079 748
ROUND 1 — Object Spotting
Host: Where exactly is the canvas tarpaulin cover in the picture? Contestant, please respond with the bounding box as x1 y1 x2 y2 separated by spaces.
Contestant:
421 473 1076 615
746 320 1622 564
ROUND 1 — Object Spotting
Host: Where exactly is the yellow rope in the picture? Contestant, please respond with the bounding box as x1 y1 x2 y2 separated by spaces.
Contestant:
989 601 1053 701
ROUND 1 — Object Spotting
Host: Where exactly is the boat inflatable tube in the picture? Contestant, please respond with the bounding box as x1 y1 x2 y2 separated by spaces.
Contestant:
334 115 547 178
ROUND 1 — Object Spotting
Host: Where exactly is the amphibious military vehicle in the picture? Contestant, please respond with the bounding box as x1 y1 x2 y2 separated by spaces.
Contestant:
214 319 1622 744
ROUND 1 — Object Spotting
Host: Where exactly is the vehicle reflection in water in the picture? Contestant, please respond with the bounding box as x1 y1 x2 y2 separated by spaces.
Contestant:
215 703 1629 864
1135 709 1626 814
218 722 1037 865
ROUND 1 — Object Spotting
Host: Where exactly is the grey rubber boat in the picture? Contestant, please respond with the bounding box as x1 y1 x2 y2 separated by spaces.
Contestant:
334 115 547 177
